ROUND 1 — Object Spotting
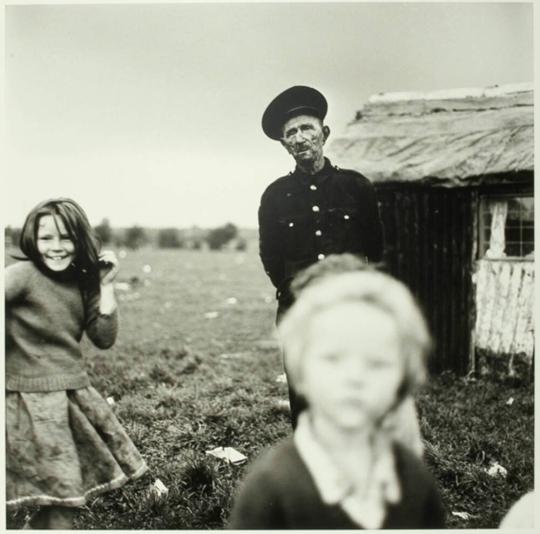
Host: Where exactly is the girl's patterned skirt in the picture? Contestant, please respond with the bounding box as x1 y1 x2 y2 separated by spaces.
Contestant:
6 386 148 509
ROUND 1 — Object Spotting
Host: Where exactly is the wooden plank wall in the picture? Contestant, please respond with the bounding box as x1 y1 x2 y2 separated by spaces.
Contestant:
475 259 534 358
375 185 476 374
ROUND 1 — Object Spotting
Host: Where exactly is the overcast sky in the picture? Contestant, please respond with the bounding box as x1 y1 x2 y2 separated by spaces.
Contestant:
4 1 534 229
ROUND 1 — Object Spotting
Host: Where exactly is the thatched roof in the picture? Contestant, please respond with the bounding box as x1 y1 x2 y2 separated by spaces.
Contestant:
328 83 533 186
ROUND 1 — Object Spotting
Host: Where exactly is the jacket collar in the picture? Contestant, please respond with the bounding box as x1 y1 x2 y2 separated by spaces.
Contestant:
294 412 401 528
292 157 334 185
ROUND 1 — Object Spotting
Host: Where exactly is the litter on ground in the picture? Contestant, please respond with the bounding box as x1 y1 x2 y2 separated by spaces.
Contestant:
220 352 248 359
106 396 115 406
226 297 238 305
150 478 169 499
506 397 514 406
204 311 219 319
206 446 247 465
486 461 508 478
276 373 287 384
142 264 152 274
115 282 131 291
275 399 290 412
452 511 476 520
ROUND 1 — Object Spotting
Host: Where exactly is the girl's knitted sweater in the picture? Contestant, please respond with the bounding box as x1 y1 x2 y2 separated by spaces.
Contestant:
5 261 118 392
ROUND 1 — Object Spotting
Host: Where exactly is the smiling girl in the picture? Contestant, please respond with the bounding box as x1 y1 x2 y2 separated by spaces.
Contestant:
5 198 147 529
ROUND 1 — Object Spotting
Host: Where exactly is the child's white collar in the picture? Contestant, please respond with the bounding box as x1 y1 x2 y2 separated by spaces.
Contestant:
294 412 401 528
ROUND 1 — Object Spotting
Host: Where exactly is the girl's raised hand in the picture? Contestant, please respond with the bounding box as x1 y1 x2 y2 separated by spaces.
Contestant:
99 250 120 285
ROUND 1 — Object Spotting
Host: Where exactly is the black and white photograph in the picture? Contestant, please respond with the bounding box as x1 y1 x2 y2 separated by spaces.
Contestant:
3 1 534 529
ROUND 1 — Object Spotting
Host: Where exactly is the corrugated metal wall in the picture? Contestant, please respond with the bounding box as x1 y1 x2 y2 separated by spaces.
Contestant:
375 185 476 374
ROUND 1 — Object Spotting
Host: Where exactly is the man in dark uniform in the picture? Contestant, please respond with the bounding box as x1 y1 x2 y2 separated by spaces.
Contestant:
259 85 384 427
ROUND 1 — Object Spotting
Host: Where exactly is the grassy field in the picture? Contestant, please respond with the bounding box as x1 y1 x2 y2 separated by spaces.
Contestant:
6 247 534 529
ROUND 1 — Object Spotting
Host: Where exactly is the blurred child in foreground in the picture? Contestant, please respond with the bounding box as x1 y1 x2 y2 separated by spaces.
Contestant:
229 266 445 528
287 254 424 457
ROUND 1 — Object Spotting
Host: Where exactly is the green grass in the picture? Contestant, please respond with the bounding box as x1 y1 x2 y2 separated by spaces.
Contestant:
5 248 534 529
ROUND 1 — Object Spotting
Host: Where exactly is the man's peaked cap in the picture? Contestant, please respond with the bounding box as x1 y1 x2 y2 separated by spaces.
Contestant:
262 86 328 140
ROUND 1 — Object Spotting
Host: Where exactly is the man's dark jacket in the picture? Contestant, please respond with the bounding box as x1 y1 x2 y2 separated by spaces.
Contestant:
258 158 384 310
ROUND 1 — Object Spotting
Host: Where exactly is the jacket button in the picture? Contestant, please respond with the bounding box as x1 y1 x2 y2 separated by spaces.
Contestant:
317 253 325 260
312 206 320 212
315 230 322 236
310 185 317 191
344 214 350 220
288 222 294 227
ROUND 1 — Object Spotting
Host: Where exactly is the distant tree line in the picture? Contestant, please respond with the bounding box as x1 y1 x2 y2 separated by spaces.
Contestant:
5 220 247 252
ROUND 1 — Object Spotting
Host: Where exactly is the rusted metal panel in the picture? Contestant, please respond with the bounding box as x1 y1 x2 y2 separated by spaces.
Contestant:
376 185 475 374
475 259 534 359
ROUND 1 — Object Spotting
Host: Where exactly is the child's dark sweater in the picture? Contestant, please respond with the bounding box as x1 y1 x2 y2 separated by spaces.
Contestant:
5 261 117 392
229 436 446 529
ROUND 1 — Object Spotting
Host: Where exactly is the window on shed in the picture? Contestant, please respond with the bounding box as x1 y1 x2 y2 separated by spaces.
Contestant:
479 195 534 259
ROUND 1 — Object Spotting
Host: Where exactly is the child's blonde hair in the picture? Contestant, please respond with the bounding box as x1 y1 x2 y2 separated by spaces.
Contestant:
289 253 372 298
277 270 432 400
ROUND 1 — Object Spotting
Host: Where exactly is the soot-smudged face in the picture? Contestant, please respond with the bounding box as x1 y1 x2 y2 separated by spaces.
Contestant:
280 114 327 166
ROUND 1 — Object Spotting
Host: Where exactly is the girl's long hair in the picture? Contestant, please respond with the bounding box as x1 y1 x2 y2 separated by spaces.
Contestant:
18 198 101 287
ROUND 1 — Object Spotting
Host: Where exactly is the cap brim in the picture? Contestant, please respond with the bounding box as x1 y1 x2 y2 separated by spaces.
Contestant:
262 86 328 140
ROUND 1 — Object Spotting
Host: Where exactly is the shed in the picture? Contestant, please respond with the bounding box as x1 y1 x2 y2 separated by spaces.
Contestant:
328 83 534 374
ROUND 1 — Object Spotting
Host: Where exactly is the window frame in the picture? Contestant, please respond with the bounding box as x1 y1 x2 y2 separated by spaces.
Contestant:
478 192 534 261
